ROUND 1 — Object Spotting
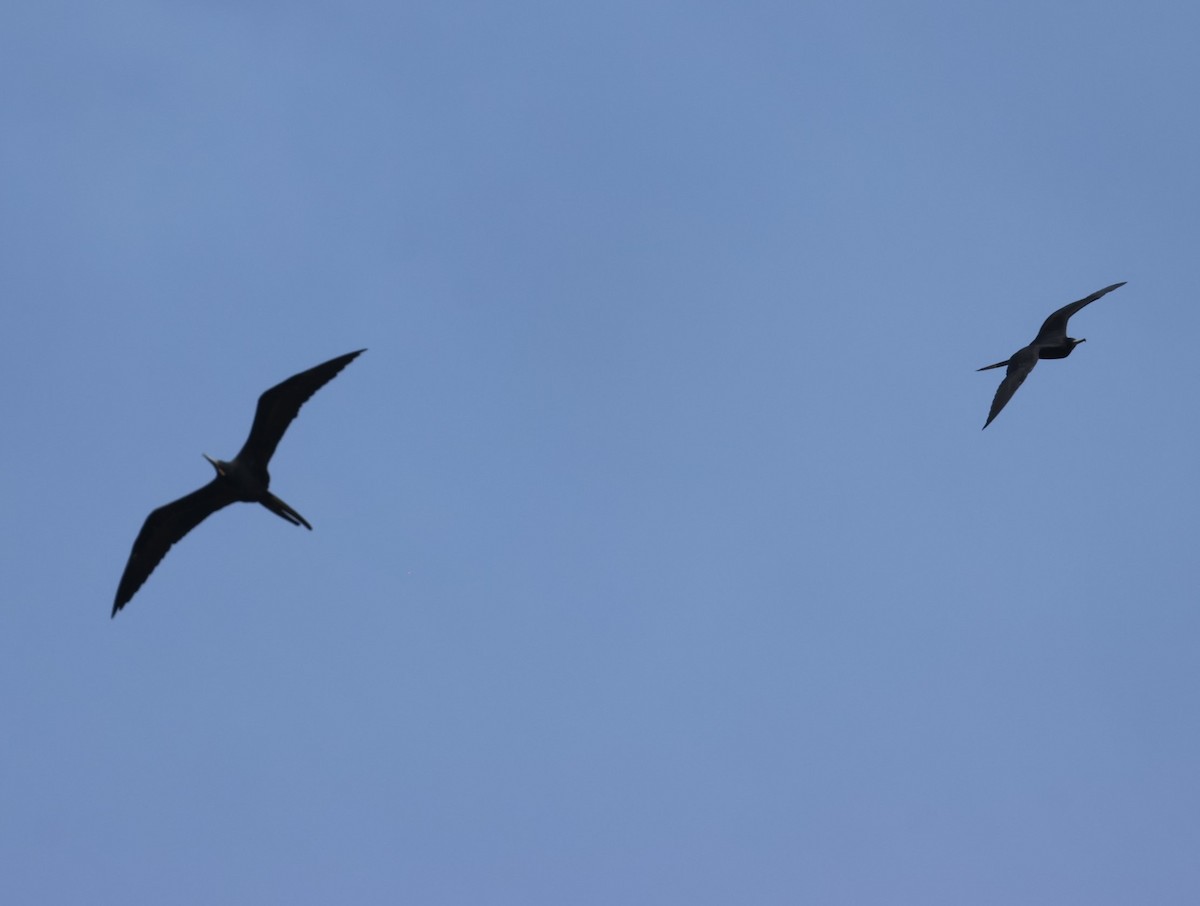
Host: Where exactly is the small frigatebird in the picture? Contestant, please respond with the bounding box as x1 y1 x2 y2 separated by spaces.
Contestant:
112 349 365 616
978 282 1125 429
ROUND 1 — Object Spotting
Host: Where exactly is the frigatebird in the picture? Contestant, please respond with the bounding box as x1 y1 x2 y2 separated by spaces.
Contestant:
978 282 1125 429
112 349 365 616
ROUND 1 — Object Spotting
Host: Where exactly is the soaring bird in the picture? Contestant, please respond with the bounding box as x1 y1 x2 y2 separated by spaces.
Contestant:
978 282 1125 429
112 349 365 616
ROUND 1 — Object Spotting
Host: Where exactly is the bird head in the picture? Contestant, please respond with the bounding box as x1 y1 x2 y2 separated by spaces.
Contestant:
1073 337 1086 346
203 454 227 476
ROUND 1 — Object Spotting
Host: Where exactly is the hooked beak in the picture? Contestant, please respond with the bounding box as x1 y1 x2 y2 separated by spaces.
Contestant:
202 453 223 475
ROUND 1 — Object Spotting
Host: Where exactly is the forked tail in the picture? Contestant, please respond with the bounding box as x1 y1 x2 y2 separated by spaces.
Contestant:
260 492 312 530
977 358 1011 372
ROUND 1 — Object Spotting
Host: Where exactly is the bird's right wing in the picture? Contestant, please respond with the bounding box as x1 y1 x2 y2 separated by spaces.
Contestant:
983 347 1039 429
1033 282 1126 344
112 479 238 616
235 349 365 469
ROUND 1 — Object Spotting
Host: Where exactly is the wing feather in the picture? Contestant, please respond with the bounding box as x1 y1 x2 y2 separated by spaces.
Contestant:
983 346 1039 429
112 479 238 616
1033 282 1126 345
235 349 365 468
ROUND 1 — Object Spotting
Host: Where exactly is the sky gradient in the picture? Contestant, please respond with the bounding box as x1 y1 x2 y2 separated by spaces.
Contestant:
4 2 1200 903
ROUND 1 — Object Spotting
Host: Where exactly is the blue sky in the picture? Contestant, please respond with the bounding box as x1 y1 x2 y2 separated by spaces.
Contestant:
4 1 1200 903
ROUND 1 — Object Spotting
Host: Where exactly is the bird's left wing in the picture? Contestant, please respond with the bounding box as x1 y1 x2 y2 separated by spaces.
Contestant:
983 346 1039 429
235 349 365 469
1033 282 1126 344
112 479 239 616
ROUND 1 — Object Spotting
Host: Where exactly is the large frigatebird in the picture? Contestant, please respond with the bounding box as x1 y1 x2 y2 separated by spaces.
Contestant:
112 349 365 616
978 283 1125 429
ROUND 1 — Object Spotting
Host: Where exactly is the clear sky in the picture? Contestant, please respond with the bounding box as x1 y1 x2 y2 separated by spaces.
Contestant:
4 1 1199 903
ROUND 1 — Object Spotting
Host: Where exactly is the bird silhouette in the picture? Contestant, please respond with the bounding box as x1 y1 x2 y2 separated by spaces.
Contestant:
112 349 365 616
978 283 1125 429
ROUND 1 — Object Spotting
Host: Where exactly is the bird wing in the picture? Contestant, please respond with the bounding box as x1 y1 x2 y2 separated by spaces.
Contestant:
235 349 365 469
983 346 1039 429
1033 282 1126 345
112 479 239 616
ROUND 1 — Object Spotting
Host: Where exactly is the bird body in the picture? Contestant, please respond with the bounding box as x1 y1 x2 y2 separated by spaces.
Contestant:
979 282 1125 429
201 454 310 527
112 349 364 616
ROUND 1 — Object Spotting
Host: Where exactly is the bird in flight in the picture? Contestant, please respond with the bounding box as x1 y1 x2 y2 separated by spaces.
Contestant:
112 349 365 616
978 282 1125 429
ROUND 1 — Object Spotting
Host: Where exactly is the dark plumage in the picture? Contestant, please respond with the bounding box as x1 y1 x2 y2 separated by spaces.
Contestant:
978 283 1125 429
112 349 365 616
